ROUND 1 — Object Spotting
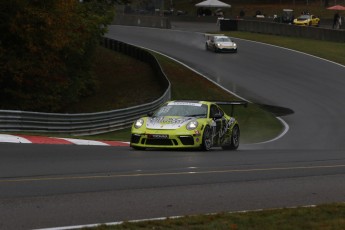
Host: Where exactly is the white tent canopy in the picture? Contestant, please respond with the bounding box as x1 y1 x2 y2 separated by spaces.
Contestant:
195 0 231 8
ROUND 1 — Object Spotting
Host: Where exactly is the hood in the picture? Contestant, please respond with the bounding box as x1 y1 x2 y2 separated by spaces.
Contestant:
218 41 235 46
146 116 194 130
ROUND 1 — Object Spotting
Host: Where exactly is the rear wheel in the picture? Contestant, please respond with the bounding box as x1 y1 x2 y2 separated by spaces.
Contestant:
201 126 212 151
222 125 240 150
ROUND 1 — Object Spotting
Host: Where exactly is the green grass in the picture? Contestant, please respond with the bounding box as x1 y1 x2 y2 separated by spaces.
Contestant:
228 31 345 66
83 203 345 230
62 46 165 113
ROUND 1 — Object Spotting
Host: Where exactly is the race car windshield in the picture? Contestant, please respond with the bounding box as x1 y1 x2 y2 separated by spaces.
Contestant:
154 104 208 117
215 37 231 42
298 15 310 20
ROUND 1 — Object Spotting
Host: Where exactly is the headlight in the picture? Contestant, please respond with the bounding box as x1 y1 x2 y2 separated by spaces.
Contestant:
216 43 221 47
134 119 144 129
233 43 237 47
186 121 198 130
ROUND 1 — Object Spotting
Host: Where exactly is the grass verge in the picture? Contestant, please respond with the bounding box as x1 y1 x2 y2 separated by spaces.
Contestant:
84 203 345 229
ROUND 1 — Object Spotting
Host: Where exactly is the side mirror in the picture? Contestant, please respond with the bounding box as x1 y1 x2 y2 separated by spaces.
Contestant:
212 113 223 119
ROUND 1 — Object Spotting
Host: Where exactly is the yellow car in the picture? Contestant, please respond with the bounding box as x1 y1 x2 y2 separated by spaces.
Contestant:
130 100 247 151
293 14 320 26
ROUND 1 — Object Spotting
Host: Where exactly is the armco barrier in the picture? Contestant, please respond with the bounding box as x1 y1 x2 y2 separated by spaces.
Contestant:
113 15 171 29
0 38 171 136
113 14 343 42
221 19 345 43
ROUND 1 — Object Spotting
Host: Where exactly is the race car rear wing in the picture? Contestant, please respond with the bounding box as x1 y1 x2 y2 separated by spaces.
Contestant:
215 101 248 116
204 33 225 40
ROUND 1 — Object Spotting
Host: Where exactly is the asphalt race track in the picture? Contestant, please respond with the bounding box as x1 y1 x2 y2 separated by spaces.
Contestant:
1 23 345 230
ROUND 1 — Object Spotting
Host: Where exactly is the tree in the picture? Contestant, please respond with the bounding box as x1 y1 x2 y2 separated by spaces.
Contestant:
0 0 115 112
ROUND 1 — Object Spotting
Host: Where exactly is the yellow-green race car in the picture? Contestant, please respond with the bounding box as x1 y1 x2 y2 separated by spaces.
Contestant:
130 100 247 151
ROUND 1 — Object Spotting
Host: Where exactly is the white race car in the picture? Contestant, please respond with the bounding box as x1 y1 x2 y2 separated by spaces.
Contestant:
205 34 237 53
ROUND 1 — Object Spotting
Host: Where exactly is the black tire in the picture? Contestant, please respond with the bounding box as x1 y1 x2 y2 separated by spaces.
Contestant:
205 43 208 50
222 125 240 150
213 46 218 53
201 125 212 151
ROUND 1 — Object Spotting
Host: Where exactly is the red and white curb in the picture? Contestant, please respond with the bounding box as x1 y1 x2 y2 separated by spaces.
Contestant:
0 134 129 147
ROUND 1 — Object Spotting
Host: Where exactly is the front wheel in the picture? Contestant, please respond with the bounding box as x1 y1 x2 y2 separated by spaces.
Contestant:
222 125 240 150
213 46 218 53
201 125 212 151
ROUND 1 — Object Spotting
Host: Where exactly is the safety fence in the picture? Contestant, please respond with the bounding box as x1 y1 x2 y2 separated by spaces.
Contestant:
113 14 171 29
0 37 171 136
237 19 345 43
112 13 344 42
219 18 345 43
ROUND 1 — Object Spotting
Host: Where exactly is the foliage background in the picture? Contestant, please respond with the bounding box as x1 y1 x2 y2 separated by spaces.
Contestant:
0 0 115 112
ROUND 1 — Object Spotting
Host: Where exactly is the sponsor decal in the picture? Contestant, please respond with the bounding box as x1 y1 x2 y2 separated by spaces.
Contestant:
167 102 202 107
147 117 193 129
148 134 169 139
211 118 235 144
219 118 235 138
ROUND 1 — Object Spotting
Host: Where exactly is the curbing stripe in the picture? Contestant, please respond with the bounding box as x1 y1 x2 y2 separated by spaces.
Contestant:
56 138 109 146
0 134 32 144
0 134 129 147
16 135 73 145
101 140 131 146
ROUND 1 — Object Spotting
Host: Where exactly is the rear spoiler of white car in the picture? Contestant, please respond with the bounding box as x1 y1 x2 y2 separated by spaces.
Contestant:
204 33 225 39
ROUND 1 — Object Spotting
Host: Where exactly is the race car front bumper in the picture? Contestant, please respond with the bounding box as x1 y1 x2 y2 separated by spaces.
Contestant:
130 131 202 149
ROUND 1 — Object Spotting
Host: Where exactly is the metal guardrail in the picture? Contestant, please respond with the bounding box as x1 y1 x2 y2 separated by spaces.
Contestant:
219 18 345 43
237 19 345 43
0 38 171 136
113 14 171 29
